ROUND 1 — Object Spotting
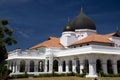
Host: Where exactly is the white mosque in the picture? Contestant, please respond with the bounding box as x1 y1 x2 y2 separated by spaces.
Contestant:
7 9 120 77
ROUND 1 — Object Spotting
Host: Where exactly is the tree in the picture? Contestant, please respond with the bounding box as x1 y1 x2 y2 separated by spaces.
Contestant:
0 19 17 65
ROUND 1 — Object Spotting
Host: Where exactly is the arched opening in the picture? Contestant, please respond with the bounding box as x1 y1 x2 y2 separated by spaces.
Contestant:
62 61 66 72
96 59 102 73
53 60 58 72
76 59 80 73
20 60 25 72
69 60 72 72
107 60 113 74
38 61 44 72
47 60 49 72
117 60 120 73
30 60 34 72
84 59 89 73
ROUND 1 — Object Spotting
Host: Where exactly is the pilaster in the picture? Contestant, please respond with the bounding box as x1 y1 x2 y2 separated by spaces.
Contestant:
102 60 107 74
72 59 76 73
44 59 48 72
34 60 38 72
16 60 20 73
25 60 30 72
80 59 84 74
86 58 97 77
66 60 69 72
58 60 62 73
113 60 118 74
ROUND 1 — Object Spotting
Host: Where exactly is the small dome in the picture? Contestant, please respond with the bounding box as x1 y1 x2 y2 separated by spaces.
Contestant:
71 9 96 30
63 18 75 32
63 24 75 32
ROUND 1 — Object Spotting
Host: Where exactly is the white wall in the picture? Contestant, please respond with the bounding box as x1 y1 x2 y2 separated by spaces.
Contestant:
109 36 120 47
60 32 77 47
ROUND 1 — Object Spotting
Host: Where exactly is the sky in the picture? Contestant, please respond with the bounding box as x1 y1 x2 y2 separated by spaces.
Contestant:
0 0 120 51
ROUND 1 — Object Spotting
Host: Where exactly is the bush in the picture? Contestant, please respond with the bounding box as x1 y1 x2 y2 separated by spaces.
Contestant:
38 73 53 77
0 65 12 80
66 72 75 76
76 74 85 77
10 71 28 79
33 72 77 78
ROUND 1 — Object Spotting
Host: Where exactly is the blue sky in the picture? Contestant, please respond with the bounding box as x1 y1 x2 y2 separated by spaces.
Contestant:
0 0 120 51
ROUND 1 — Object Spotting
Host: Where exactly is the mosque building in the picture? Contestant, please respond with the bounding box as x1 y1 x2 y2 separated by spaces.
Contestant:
7 8 120 77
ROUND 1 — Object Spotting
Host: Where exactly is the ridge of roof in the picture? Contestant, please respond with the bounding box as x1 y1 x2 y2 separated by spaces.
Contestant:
105 32 120 37
29 36 64 50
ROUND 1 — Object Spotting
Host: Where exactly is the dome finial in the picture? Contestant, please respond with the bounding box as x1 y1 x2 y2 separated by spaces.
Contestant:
68 17 70 24
81 7 83 13
116 26 119 33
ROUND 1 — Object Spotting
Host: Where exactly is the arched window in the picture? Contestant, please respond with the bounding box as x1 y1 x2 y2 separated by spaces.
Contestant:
30 60 34 72
47 60 49 72
38 61 44 72
20 60 25 72
53 60 58 72
62 61 66 72
84 59 89 73
69 60 72 72
96 59 102 73
76 59 80 73
117 60 120 73
107 60 113 74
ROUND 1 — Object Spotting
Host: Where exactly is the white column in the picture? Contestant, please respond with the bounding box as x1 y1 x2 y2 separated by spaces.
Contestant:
113 60 118 74
49 57 53 72
58 60 62 73
80 59 84 74
16 60 20 73
72 59 76 73
86 58 97 77
66 60 69 72
12 61 15 73
25 60 30 72
8 61 11 70
9 61 12 70
102 60 107 74
34 60 38 72
44 59 48 72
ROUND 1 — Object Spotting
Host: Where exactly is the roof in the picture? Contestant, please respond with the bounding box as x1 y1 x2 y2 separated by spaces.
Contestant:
105 32 120 37
71 9 96 30
29 36 64 50
71 34 113 46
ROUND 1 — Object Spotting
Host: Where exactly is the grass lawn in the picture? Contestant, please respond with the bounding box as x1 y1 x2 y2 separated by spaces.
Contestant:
13 77 120 80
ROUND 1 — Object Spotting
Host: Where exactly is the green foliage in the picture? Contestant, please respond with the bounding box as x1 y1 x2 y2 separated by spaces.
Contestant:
0 19 17 79
76 74 85 77
0 19 17 64
10 71 28 79
82 69 87 77
1 19 8 25
99 71 120 77
66 71 75 76
0 65 12 80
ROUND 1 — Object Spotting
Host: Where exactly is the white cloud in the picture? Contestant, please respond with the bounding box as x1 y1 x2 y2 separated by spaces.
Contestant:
17 31 30 38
